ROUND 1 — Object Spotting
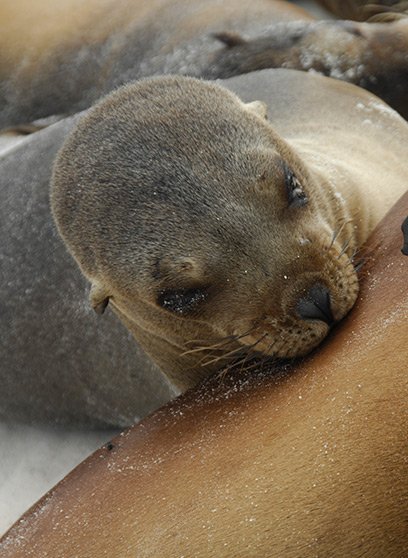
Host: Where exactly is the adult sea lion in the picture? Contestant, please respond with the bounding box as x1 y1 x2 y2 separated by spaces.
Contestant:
0 0 311 128
51 69 408 391
2 190 407 557
0 120 174 427
2 0 408 125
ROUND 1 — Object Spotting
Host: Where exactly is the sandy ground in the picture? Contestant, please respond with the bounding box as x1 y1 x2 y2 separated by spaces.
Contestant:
0 0 332 537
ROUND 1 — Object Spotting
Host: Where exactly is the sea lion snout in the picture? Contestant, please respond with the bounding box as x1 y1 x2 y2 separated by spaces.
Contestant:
296 283 335 327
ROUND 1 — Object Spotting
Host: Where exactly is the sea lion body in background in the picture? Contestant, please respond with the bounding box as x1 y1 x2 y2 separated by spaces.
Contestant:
2 0 408 125
207 17 408 120
0 0 311 128
0 121 174 427
51 70 408 390
2 191 407 558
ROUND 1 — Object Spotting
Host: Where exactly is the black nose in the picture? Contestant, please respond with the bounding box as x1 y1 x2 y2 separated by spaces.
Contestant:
297 284 335 327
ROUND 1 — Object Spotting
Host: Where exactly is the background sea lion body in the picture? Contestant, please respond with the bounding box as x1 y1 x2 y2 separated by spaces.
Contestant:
207 17 408 120
51 70 408 390
0 121 174 427
2 0 408 126
0 0 311 128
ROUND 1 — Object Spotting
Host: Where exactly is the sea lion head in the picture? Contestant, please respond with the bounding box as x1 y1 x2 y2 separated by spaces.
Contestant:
51 76 359 389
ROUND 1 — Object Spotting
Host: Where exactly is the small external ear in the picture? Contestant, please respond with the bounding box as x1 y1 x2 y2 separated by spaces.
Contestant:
90 283 110 315
244 100 268 120
212 31 247 48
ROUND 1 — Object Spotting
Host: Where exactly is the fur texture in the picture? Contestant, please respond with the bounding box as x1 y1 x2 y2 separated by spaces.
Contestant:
51 71 408 389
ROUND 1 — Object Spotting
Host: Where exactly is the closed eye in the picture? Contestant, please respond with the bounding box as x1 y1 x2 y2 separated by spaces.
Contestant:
157 287 208 315
283 163 308 208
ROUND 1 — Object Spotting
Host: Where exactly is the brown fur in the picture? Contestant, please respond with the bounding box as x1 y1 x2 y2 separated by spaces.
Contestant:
1 191 407 557
50 71 408 390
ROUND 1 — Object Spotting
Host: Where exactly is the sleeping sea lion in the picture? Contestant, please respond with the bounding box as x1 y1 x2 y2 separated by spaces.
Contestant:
2 0 408 125
0 0 311 128
50 69 408 390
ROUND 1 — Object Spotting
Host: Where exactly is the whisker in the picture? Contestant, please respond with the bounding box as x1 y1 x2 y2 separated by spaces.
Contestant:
181 326 257 357
200 344 248 367
337 236 352 260
233 333 274 374
348 246 360 263
329 219 352 250
217 333 269 379
353 259 366 274
201 331 267 368
181 343 229 357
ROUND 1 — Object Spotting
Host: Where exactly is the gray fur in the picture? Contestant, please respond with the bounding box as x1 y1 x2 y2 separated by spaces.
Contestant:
0 118 175 428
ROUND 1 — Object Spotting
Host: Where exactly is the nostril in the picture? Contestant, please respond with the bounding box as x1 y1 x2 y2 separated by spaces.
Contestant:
297 284 335 327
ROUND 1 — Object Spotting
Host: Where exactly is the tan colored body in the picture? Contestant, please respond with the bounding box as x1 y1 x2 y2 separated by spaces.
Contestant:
2 193 407 557
226 71 408 235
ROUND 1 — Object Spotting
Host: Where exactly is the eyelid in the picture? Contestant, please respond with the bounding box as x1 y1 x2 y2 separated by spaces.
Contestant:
283 163 308 208
157 287 207 315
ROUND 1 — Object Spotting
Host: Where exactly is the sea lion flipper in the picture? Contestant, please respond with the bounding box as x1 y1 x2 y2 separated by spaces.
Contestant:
90 283 110 315
1 124 46 135
0 114 67 136
244 100 268 120
212 31 247 48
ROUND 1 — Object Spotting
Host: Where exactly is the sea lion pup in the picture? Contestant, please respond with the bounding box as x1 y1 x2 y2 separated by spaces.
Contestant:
0 117 174 427
51 70 408 390
1 192 407 557
207 17 408 119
